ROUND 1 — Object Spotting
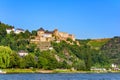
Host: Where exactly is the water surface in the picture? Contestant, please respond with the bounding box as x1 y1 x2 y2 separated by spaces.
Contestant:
0 73 120 80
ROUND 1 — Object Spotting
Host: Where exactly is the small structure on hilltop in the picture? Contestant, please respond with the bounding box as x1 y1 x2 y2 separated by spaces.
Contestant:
6 27 15 34
15 28 25 34
6 28 25 34
18 50 28 57
30 27 75 51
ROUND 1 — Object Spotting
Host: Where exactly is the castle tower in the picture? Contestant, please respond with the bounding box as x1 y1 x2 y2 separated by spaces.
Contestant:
37 27 45 37
54 29 60 37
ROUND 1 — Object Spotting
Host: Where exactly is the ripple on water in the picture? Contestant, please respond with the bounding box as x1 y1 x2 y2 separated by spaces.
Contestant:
0 73 120 80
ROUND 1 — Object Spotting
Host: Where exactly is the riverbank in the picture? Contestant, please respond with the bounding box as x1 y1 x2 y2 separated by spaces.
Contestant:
2 69 54 74
1 69 120 74
1 69 79 74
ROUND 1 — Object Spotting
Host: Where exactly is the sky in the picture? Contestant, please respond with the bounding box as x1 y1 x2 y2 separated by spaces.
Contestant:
0 0 120 39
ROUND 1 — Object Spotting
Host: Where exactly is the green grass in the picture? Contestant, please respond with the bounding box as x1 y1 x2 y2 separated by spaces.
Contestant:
2 68 120 74
2 69 35 73
88 39 110 49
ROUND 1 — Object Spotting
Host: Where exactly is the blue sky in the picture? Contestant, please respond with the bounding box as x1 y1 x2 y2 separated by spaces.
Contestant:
0 0 119 39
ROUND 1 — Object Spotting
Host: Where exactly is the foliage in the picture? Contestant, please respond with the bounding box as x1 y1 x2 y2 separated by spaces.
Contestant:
0 46 13 68
87 39 110 50
38 51 58 70
9 52 21 68
24 54 37 68
101 36 120 65
37 56 48 69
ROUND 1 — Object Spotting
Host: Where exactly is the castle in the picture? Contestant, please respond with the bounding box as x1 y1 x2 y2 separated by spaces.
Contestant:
31 28 75 50
31 28 75 43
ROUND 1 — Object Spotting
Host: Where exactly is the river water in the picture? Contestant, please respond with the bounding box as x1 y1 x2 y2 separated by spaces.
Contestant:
0 73 120 80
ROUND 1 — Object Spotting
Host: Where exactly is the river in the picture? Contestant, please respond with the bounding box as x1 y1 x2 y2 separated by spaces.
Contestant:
0 73 120 80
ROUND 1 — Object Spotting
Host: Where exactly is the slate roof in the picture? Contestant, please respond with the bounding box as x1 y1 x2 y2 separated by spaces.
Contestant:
38 27 45 31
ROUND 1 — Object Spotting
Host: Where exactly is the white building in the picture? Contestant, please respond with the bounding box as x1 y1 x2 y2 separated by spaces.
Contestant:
111 64 117 68
18 50 28 57
6 27 15 34
43 33 52 38
15 28 25 34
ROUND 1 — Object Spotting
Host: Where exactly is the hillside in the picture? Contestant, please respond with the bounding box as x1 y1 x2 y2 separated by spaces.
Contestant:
77 38 110 50
0 22 86 70
87 39 110 50
101 36 120 64
0 22 120 71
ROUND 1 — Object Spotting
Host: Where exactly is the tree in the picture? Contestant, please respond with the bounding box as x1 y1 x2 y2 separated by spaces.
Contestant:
24 30 31 39
39 51 58 69
83 45 92 71
67 38 73 43
19 58 26 68
0 27 7 37
73 60 86 70
27 43 36 53
59 61 69 69
9 52 21 68
0 46 12 68
34 48 41 56
37 56 48 69
31 30 37 36
24 54 37 68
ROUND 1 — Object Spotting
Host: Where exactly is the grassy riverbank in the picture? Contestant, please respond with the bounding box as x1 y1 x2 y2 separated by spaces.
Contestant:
1 69 120 74
1 69 78 73
2 69 35 73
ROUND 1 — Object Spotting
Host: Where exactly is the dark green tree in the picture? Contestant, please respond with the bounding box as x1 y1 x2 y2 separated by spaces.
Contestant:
0 46 13 68
24 54 37 68
31 30 37 36
9 52 21 68
37 56 48 69
83 45 92 71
